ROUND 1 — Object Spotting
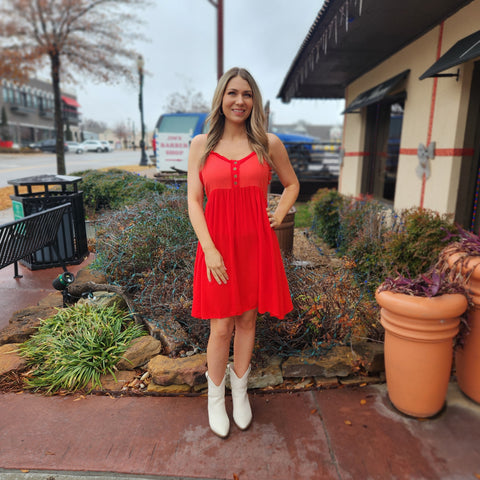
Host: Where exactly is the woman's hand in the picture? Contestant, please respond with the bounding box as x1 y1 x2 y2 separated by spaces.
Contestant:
267 208 282 229
204 247 229 284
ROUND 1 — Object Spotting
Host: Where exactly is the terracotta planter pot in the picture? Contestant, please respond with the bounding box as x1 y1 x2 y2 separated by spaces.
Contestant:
376 289 467 418
448 255 480 404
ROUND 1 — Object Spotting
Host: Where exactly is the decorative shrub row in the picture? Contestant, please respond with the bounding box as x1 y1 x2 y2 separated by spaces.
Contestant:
74 168 166 217
311 189 459 300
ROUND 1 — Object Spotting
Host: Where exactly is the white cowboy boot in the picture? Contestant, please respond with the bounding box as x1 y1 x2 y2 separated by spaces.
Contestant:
205 371 230 438
229 364 253 430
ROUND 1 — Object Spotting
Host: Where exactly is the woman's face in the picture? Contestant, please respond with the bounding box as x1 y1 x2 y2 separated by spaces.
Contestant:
221 75 253 124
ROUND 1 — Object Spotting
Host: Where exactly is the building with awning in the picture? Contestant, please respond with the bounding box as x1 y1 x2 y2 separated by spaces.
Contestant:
279 0 480 231
0 77 81 147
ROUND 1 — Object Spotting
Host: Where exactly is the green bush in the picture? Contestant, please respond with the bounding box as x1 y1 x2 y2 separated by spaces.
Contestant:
310 189 459 300
383 207 458 278
74 168 166 216
20 304 145 393
311 189 345 248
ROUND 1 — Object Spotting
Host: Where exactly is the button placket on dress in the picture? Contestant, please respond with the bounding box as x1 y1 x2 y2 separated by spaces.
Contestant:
232 161 239 188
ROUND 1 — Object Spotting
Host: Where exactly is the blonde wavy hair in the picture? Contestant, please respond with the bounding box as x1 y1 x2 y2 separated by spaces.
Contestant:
200 67 271 167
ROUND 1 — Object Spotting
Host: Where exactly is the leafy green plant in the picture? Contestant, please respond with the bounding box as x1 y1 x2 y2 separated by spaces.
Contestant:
311 189 344 247
293 202 313 228
384 207 458 278
74 168 165 217
19 304 145 393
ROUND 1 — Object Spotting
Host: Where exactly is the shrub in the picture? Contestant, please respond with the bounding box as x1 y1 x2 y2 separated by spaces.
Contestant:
74 168 166 216
20 304 145 393
92 193 197 337
255 261 382 358
311 189 344 248
383 207 458 278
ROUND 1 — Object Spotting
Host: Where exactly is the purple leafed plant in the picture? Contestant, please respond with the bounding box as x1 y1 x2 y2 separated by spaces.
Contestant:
442 227 480 255
378 268 466 298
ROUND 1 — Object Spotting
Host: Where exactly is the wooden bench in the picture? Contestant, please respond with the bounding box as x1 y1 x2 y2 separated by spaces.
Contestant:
0 203 71 278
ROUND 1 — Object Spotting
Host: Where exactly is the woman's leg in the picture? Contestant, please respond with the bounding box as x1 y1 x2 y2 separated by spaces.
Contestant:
207 317 235 385
230 308 257 430
205 317 234 438
232 309 257 377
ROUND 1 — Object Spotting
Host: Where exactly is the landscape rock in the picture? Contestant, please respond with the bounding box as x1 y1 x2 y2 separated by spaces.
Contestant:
72 268 107 285
351 342 385 374
314 376 340 389
116 336 162 370
282 346 355 378
0 343 26 375
77 291 127 310
148 353 207 387
339 375 383 386
226 356 284 390
88 370 136 392
0 305 57 346
37 292 63 308
147 383 191 394
143 316 190 354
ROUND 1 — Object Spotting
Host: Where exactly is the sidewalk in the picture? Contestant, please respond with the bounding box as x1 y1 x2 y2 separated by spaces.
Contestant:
1 383 480 479
1 226 480 479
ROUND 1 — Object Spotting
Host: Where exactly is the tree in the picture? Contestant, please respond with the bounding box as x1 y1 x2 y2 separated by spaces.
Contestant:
113 121 129 144
164 88 210 113
82 118 108 135
0 0 150 174
0 106 12 141
64 118 73 141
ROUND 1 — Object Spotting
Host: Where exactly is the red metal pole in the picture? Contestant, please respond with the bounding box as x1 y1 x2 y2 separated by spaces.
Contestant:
217 0 224 80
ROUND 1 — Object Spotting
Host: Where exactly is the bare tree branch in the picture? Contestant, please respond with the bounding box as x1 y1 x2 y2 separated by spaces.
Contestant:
0 0 151 174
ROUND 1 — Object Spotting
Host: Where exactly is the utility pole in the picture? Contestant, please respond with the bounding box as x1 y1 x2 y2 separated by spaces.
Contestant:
207 0 224 80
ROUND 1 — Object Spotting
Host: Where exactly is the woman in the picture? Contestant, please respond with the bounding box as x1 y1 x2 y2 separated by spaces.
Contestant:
187 67 299 438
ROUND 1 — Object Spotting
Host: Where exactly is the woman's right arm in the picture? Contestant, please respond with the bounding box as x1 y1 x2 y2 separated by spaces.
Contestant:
187 135 228 285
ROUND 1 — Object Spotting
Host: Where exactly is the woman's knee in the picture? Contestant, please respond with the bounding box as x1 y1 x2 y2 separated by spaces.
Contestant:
235 309 257 332
210 318 235 341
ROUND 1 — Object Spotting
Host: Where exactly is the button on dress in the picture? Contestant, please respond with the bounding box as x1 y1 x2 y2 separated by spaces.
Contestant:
192 151 293 320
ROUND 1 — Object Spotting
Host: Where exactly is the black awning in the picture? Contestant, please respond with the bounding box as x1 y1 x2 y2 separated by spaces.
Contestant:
343 70 410 114
420 30 480 79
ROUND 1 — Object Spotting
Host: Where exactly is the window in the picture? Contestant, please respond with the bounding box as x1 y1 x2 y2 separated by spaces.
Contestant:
156 114 201 134
362 100 404 202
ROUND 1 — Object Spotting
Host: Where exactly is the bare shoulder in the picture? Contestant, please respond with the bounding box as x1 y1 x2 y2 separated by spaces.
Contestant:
191 133 208 150
188 134 207 168
267 133 283 151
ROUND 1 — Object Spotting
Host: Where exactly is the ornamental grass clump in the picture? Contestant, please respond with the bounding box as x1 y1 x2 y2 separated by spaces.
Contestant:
19 304 145 393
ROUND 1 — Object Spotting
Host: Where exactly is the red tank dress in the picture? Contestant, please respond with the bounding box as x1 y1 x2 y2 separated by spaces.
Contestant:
192 151 293 320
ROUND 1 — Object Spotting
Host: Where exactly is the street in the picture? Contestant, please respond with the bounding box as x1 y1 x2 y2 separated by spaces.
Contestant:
0 150 153 188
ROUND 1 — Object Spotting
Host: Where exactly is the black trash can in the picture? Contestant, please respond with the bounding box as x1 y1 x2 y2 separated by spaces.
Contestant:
8 174 89 270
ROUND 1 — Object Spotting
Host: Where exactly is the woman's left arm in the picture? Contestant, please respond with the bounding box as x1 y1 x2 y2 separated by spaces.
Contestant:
267 133 300 228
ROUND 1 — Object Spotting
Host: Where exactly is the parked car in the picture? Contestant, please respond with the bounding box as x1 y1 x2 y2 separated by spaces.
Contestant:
100 140 113 152
29 139 69 153
66 141 85 154
81 140 105 152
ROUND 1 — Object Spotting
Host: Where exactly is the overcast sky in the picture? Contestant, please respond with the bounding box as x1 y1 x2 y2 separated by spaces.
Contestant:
66 0 345 132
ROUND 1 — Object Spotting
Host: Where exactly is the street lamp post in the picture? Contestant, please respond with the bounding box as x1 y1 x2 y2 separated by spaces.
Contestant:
137 55 148 166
